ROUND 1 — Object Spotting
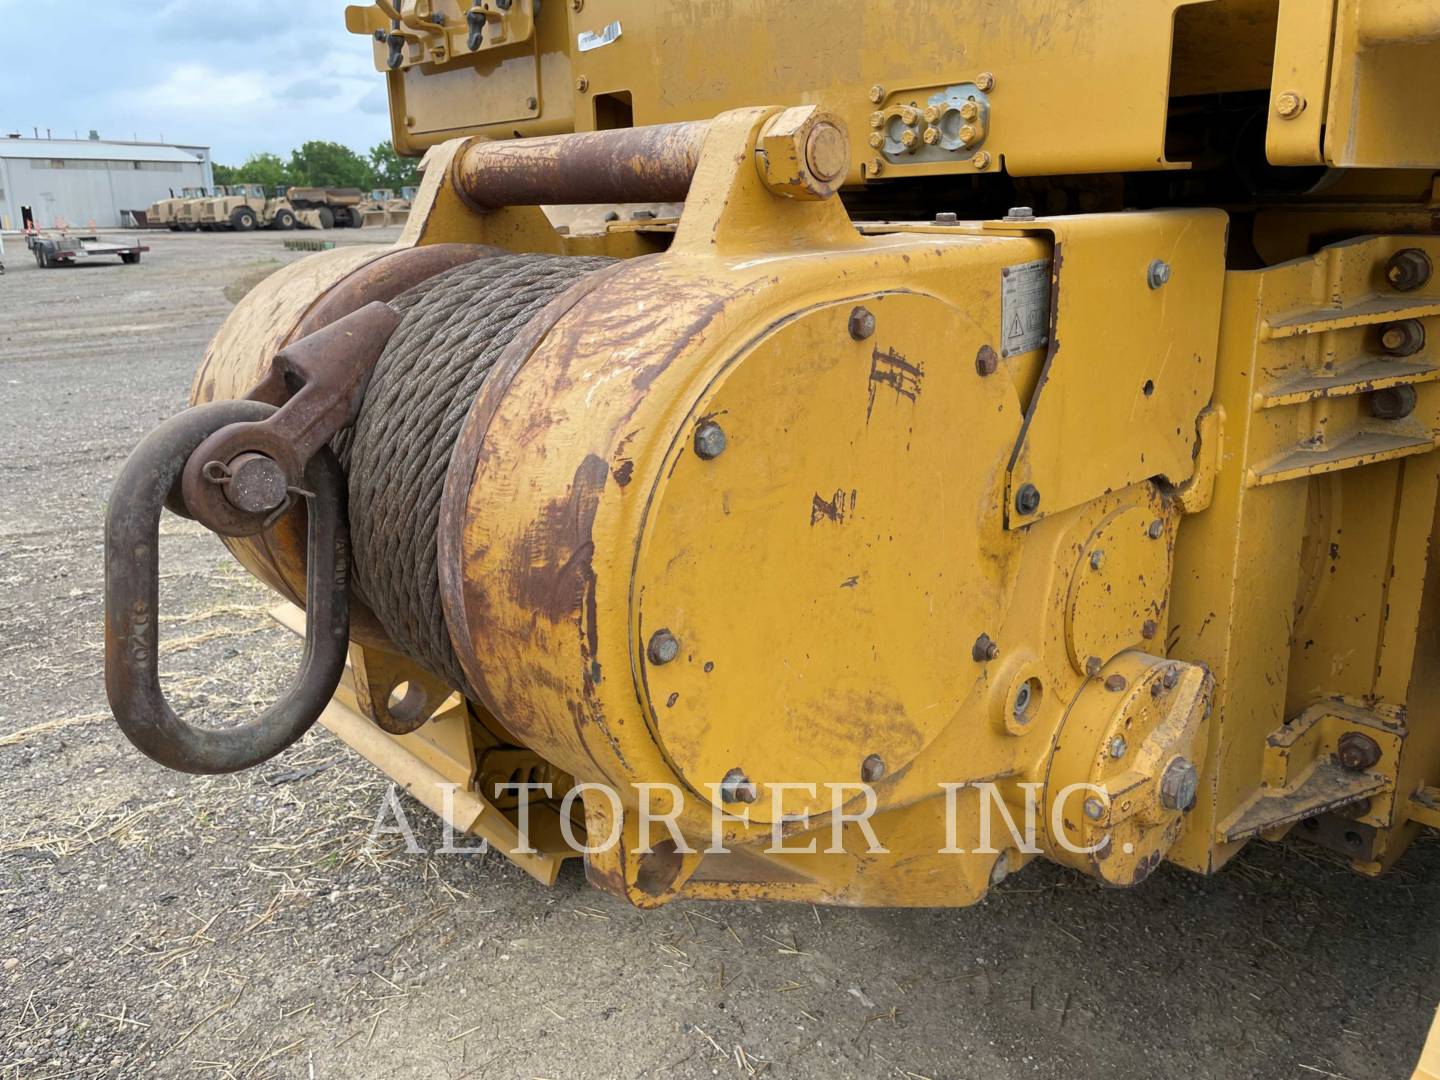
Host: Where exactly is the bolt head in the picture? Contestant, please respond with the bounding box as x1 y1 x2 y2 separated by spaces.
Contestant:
756 107 850 200
1385 248 1433 292
1012 680 1033 720
848 306 876 341
1104 674 1127 693
1162 665 1180 689
971 151 992 170
575 75 589 93
958 124 979 144
923 126 941 145
647 629 680 665
1083 797 1105 821
1004 206 1036 222
922 104 942 124
860 754 886 782
719 768 758 804
694 421 727 460
869 111 884 129
1147 519 1164 539
1147 259 1172 289
900 129 918 149
898 106 918 125
1109 736 1128 760
1141 619 1158 640
1014 483 1041 516
959 100 980 122
868 84 885 104
1089 549 1105 571
971 633 999 662
868 158 885 177
1336 732 1382 772
1159 758 1199 812
974 71 996 92
868 132 884 149
1275 90 1305 119
935 211 958 224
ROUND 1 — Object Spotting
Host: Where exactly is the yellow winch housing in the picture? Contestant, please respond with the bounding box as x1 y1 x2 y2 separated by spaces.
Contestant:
106 0 1440 915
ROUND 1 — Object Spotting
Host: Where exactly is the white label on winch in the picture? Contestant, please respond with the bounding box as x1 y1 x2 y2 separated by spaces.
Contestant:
1000 259 1052 357
578 20 622 52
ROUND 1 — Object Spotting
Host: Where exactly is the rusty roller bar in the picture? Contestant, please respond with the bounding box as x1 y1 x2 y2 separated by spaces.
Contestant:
455 121 711 208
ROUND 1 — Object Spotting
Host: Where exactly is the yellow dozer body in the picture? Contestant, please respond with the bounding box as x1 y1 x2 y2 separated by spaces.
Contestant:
107 0 1440 945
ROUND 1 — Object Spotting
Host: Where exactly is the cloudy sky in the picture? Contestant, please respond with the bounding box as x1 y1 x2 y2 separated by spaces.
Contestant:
1 0 392 165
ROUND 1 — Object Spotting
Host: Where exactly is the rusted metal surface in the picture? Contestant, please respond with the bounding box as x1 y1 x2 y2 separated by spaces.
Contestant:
290 243 500 341
182 302 402 538
454 122 710 208
105 400 350 774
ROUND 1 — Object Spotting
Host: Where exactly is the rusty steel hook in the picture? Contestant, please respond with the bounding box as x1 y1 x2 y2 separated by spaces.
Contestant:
105 399 351 775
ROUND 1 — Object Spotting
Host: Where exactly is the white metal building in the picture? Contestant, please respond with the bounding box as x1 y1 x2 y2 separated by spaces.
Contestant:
0 137 214 230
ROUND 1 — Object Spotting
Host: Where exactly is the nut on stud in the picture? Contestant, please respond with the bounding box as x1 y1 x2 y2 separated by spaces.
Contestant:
756 106 850 200
1014 483 1041 516
1147 259 1172 289
1385 248 1433 292
971 633 999 662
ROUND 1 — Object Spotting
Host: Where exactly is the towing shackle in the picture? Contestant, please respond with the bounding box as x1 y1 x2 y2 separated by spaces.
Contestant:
104 301 401 774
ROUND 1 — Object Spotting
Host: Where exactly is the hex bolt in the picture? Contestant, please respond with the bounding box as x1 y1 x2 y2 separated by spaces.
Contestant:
694 421 727 460
1162 665 1180 689
975 71 996 92
1385 248 1433 292
935 211 959 224
526 95 538 110
900 130 918 150
971 633 999 662
1336 732 1382 772
1147 259 1172 290
971 151 992 170
923 126 941 145
1109 736 1128 760
860 754 887 782
1104 674 1127 693
898 106 918 125
1085 656 1103 677
647 629 680 665
1380 319 1425 356
719 767 758 804
1141 619 1158 640
575 75 589 93
868 158 885 177
869 111 884 129
868 84 886 104
1159 758 1199 812
1371 384 1417 420
1014 483 1041 516
975 346 999 376
1004 206 1036 222
848 306 876 341
1089 549 1105 571
868 132 884 149
1012 680 1034 721
1147 519 1164 539
1083 797 1105 821
923 104 942 124
959 100 980 122
958 124 979 145
1274 90 1305 119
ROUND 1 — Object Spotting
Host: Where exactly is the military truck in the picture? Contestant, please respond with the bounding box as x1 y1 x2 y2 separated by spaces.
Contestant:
145 190 185 231
199 184 297 231
172 188 212 231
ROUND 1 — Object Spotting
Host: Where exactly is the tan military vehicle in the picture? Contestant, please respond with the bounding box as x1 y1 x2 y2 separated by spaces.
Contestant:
171 188 212 232
285 186 365 229
199 184 297 231
359 187 412 227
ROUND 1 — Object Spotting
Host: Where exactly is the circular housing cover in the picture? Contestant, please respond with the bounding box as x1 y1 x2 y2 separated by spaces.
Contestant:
632 293 1022 822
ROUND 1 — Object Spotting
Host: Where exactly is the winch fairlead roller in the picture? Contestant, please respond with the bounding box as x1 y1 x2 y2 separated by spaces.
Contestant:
106 0 1440 922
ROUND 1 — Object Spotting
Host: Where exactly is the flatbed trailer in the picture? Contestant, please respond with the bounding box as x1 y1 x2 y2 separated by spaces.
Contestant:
26 233 148 268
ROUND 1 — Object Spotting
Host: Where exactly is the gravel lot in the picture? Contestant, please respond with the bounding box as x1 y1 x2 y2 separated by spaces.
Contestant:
1 228 1438 1080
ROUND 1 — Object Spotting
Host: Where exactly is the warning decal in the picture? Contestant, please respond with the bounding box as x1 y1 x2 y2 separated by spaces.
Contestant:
1000 259 1052 358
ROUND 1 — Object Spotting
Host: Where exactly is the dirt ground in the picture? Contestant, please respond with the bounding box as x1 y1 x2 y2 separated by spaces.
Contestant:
1 228 1438 1080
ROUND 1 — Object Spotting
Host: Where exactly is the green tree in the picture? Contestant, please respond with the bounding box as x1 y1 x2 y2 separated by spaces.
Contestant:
234 152 290 189
368 141 421 190
288 140 375 189
213 162 238 186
